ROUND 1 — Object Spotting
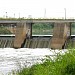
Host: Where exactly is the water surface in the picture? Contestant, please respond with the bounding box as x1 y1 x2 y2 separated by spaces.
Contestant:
0 48 67 75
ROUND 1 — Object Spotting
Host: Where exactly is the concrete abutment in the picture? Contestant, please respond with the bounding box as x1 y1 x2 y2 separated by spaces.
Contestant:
13 22 32 48
50 22 70 49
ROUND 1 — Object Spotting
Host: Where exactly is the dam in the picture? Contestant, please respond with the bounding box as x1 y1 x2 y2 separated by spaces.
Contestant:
0 19 75 49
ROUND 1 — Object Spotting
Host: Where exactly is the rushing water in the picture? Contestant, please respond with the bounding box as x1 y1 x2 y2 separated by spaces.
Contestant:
0 48 67 75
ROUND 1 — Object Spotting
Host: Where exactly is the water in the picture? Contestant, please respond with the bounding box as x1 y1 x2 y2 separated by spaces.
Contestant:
0 48 67 75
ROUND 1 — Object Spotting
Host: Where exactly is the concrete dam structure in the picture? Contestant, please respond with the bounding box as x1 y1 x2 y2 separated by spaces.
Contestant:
0 19 75 49
50 23 70 49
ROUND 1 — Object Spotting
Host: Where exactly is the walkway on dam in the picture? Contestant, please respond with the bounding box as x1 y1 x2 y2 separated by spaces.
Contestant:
0 19 75 24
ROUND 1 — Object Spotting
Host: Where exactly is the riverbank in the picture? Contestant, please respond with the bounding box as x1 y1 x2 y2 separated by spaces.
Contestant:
17 48 75 75
0 48 67 75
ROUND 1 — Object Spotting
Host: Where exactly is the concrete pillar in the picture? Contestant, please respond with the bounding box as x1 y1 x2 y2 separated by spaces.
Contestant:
50 22 70 49
13 22 32 48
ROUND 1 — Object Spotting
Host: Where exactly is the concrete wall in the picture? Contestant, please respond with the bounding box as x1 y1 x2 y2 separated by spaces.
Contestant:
50 22 70 49
13 22 32 48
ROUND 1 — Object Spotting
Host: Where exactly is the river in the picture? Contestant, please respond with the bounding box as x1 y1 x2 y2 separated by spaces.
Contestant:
0 48 67 75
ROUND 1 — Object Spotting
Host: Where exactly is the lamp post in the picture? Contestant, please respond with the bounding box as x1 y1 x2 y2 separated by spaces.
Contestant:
44 8 46 18
19 13 20 18
6 12 7 18
14 13 15 18
64 8 66 19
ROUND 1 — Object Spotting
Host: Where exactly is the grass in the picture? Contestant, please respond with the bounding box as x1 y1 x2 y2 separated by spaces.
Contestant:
16 48 75 75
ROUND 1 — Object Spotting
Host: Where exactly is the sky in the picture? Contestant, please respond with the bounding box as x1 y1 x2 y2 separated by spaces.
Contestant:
0 0 75 18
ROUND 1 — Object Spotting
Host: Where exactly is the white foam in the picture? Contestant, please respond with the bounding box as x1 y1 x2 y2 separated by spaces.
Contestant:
0 48 67 75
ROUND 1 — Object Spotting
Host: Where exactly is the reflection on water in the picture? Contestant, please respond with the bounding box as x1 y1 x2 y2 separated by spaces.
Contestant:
0 48 67 75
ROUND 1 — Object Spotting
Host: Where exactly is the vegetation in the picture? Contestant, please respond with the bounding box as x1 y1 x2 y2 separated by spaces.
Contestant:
32 23 54 35
16 48 75 75
71 23 75 35
0 26 11 34
0 17 24 20
0 17 72 20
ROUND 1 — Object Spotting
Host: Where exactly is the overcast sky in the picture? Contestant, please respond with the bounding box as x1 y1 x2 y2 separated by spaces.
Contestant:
0 0 75 18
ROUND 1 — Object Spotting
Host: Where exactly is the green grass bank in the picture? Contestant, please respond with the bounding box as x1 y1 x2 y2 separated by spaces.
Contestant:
16 48 75 75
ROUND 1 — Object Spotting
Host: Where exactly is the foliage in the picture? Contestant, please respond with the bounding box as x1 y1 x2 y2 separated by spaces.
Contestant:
71 23 75 27
33 23 54 29
0 17 67 20
32 23 54 35
0 26 11 34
